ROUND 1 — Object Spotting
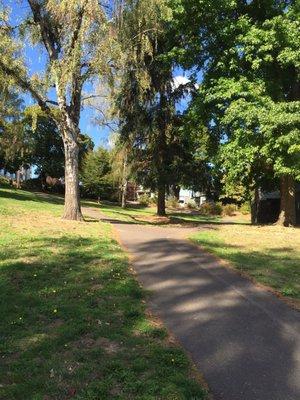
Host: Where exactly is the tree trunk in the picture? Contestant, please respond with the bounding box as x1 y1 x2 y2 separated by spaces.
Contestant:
16 170 21 189
121 180 127 208
157 185 166 216
172 185 180 200
251 188 260 224
277 175 296 227
121 151 128 209
63 139 83 221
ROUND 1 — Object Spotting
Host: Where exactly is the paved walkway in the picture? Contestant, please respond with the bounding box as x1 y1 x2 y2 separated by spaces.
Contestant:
84 208 300 400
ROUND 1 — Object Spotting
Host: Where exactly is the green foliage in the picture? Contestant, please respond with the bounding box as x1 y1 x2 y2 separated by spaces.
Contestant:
240 202 251 215
199 202 222 216
222 204 237 217
80 147 115 199
138 194 152 207
173 0 300 211
0 176 11 188
22 106 65 179
186 199 197 210
116 0 197 214
166 196 178 208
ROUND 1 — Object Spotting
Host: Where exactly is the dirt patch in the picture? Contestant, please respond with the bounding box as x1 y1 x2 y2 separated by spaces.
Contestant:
94 337 121 354
73 334 121 354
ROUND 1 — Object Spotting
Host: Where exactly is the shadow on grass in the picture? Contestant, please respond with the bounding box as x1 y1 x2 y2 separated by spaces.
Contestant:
0 233 207 400
0 188 64 206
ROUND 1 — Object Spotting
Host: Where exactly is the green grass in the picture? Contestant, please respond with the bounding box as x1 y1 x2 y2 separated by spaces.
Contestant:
190 227 300 304
82 200 157 223
0 187 207 400
82 200 229 225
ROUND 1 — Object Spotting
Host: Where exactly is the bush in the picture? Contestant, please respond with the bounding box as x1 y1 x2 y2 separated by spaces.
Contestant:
199 201 222 215
187 199 197 209
222 204 237 216
149 194 157 206
166 196 179 208
139 194 151 207
240 202 251 214
0 176 11 188
22 178 42 191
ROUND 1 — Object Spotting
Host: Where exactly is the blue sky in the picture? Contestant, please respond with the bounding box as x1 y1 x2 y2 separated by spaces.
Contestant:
4 0 198 149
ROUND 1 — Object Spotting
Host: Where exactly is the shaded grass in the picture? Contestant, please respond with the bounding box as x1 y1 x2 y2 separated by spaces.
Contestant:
190 226 300 304
0 188 207 400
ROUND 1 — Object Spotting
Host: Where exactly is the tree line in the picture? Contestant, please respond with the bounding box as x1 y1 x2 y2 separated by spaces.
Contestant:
0 0 299 225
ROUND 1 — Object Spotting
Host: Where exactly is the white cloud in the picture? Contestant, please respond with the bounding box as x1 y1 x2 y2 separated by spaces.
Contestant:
172 75 190 89
172 75 199 90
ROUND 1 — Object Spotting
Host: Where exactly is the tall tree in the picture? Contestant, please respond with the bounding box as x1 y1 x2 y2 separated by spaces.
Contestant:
0 1 114 220
0 69 24 172
110 139 132 208
172 0 300 225
80 147 113 200
22 106 93 185
116 0 183 216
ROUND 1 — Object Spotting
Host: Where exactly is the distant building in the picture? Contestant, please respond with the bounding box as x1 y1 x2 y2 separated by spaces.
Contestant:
179 188 206 206
0 166 31 182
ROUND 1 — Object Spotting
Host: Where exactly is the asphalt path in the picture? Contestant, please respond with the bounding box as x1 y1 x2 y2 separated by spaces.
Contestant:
84 208 300 400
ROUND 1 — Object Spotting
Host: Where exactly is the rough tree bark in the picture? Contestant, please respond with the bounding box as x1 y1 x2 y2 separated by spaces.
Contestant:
62 133 82 221
251 187 260 224
277 175 296 227
157 184 166 216
16 170 21 189
172 184 180 201
121 150 128 209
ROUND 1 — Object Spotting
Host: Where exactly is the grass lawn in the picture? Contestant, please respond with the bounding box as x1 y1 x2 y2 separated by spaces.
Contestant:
190 224 300 307
82 200 157 223
82 200 230 225
0 187 207 400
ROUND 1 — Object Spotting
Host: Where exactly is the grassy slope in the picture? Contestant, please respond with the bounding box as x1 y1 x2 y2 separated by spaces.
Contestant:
0 188 207 400
190 224 300 305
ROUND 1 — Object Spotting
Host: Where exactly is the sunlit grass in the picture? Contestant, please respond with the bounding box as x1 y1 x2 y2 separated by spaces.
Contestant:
0 187 207 400
191 224 300 305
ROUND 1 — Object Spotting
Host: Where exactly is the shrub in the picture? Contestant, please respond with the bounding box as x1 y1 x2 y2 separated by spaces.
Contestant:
222 204 237 216
23 178 42 190
139 194 151 207
187 199 197 209
199 201 222 215
149 194 157 206
240 202 251 214
0 176 11 188
166 196 179 208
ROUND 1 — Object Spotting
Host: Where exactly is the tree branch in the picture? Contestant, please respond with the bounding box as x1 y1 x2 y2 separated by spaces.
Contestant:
46 99 59 106
67 6 85 58
0 59 51 111
82 94 108 102
27 0 60 60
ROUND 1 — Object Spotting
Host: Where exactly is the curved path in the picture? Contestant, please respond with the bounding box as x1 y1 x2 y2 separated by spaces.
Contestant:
85 208 300 400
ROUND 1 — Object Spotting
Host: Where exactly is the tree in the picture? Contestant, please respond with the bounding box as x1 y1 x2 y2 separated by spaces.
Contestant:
22 106 94 187
172 0 300 225
116 0 185 216
80 147 113 200
0 1 114 220
110 139 133 208
0 70 24 173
